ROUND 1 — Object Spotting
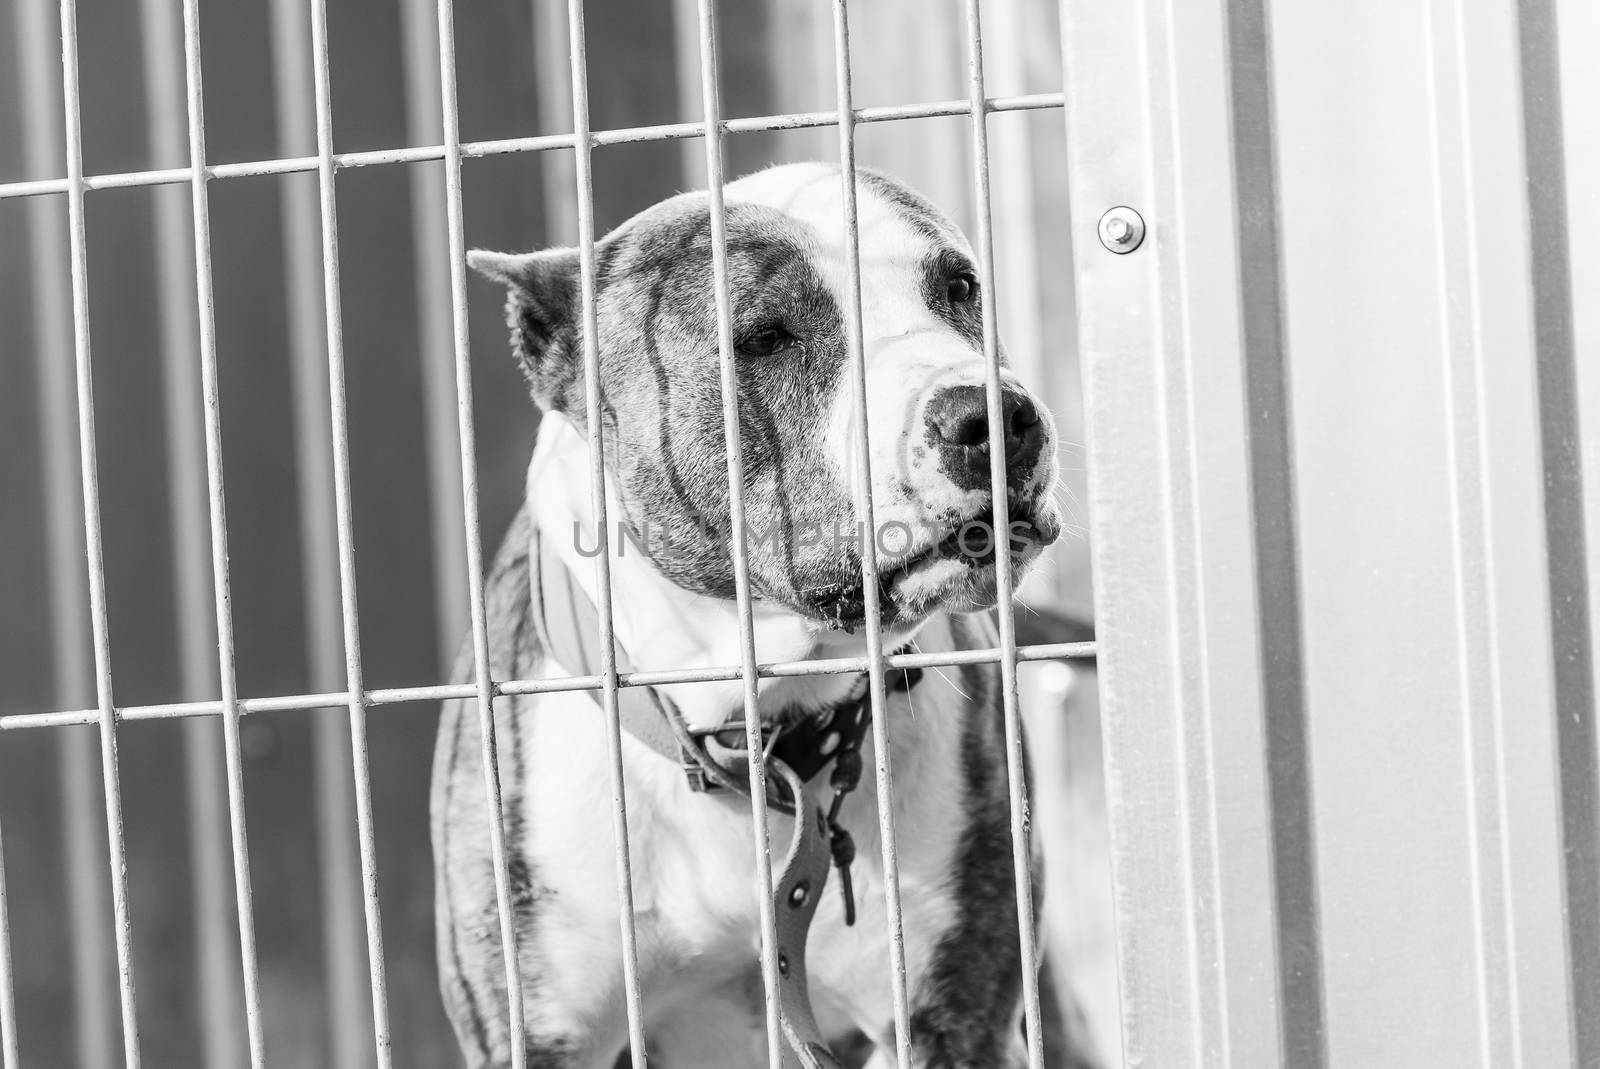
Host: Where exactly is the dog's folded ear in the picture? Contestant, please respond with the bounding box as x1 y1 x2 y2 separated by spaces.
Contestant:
467 248 568 291
469 247 583 411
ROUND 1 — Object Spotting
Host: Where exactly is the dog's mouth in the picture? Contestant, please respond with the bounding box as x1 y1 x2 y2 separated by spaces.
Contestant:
886 502 1061 579
803 499 1061 630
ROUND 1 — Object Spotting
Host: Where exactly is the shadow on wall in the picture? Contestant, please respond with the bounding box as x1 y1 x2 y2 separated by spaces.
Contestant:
0 0 1099 1065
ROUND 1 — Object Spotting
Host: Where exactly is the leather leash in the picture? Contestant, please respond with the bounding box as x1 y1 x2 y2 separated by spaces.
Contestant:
529 525 919 1068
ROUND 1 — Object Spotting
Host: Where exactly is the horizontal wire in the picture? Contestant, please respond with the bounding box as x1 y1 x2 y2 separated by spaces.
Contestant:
0 93 1063 201
0 642 1096 731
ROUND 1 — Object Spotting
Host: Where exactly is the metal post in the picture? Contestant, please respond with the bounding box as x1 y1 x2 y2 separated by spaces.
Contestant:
1056 0 1283 1062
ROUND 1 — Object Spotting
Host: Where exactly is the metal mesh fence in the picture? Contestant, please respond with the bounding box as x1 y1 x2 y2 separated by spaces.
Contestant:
0 1 1089 1066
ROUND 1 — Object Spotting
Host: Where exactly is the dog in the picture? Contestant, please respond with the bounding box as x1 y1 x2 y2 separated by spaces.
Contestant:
432 162 1098 1068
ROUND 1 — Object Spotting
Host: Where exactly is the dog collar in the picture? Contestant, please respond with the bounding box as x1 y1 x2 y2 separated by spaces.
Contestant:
688 665 923 789
689 665 922 929
528 520 923 798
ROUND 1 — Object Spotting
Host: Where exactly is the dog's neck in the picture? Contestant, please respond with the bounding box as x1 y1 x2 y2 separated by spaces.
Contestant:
526 413 931 729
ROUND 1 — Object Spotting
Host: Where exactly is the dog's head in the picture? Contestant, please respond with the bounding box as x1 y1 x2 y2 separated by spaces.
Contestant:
472 163 1061 631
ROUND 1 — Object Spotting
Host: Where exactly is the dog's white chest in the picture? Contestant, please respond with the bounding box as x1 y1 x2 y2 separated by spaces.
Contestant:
512 652 968 1036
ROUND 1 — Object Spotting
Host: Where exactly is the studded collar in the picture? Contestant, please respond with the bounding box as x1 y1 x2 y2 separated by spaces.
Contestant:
688 666 924 791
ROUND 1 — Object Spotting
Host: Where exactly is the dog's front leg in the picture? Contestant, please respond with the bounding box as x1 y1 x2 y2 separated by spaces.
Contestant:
438 938 629 1069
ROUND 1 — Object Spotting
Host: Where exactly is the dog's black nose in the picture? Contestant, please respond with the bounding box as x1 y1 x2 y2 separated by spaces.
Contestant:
924 384 1045 489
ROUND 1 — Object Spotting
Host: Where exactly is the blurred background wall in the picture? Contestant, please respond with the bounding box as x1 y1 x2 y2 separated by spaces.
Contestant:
0 0 1101 1065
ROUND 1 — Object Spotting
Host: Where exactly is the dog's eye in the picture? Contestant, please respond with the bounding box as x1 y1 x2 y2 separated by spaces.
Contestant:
737 326 795 357
946 273 977 304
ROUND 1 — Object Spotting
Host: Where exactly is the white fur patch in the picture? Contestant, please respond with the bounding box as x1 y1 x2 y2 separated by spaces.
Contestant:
528 412 878 726
724 164 1052 571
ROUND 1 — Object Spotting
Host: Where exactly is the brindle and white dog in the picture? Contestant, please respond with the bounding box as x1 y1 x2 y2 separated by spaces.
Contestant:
432 163 1097 1069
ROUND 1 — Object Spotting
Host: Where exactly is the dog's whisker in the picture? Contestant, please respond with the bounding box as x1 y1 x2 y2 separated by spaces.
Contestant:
912 637 971 703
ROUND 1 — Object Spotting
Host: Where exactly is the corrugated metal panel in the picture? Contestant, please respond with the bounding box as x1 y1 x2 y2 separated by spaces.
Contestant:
1063 0 1595 1064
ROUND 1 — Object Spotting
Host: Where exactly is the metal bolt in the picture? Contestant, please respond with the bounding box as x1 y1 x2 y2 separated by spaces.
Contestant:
1097 205 1145 254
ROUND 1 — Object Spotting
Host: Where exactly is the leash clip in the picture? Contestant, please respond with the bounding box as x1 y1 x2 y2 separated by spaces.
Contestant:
682 755 715 793
824 729 867 926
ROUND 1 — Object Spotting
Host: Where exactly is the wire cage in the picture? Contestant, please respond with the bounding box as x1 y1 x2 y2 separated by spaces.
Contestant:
0 0 1098 1066
7 0 1598 1066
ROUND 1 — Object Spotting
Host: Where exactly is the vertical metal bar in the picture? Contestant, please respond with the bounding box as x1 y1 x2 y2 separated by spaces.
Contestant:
961 3 1044 1064
304 0 395 1061
979 0 1044 403
564 1 649 1062
176 722 240 1065
174 0 270 1061
134 0 247 1062
398 0 471 674
55 740 112 1069
262 0 371 1060
432 1 531 1063
1059 0 1289 1059
0 821 17 1068
828 4 914 1065
56 0 144 1060
1517 1 1598 1060
14 0 115 1063
691 2 783 1065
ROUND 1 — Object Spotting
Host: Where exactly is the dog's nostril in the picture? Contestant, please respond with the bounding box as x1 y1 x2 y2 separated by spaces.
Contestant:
940 410 989 447
1008 395 1040 438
